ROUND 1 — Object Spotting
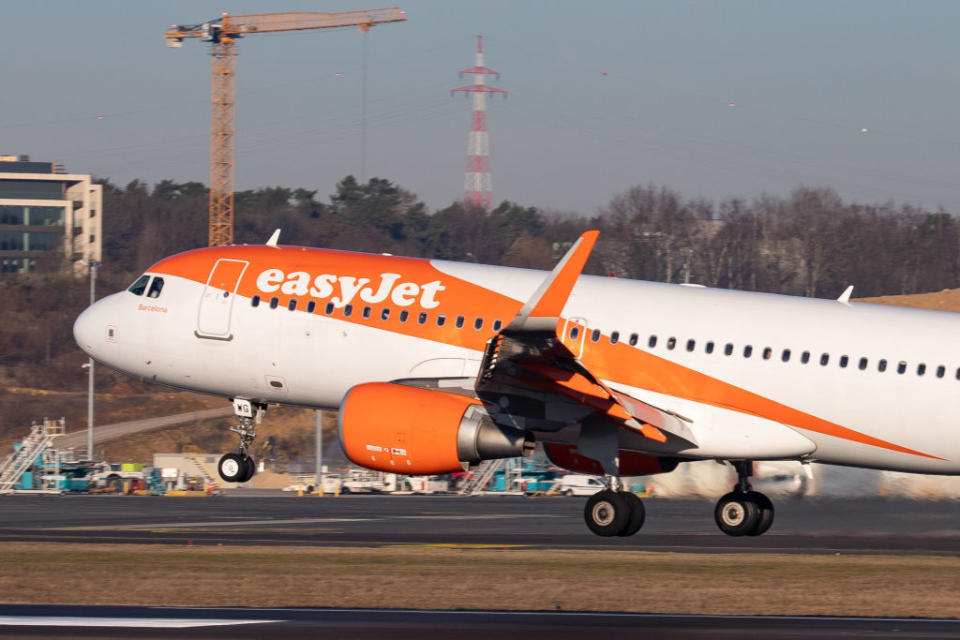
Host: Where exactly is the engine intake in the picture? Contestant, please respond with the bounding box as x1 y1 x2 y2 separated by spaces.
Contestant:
339 382 533 475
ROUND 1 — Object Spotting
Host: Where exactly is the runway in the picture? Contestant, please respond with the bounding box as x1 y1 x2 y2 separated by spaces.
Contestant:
0 605 958 639
0 493 959 554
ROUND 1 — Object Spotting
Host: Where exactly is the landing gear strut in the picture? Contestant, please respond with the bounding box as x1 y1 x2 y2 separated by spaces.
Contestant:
217 399 262 484
714 461 774 537
584 476 645 537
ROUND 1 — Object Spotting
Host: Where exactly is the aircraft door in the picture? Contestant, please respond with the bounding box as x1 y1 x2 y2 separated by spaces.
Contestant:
196 258 248 340
561 316 588 359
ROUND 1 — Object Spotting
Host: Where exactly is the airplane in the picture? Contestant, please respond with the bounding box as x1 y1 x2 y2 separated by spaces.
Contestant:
73 229 960 538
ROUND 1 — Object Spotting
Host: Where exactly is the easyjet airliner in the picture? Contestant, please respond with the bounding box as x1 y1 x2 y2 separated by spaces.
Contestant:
73 230 960 537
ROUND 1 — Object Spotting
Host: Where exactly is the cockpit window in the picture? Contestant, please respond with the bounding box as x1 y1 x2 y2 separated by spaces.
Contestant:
146 277 164 299
128 275 150 296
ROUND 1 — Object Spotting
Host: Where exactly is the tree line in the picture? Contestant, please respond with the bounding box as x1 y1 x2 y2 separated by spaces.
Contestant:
101 176 960 300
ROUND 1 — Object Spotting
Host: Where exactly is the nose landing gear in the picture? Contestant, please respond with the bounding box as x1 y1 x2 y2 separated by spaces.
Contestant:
217 399 262 484
714 461 774 537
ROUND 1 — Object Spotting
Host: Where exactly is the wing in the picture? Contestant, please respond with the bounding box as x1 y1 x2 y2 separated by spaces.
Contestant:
474 230 698 449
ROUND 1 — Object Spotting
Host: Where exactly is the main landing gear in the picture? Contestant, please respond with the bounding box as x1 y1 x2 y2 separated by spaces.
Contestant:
583 477 646 537
714 461 774 537
217 399 262 484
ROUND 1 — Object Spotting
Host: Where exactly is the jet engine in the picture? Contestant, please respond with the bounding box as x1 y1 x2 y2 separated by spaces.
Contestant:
544 443 680 476
339 382 534 474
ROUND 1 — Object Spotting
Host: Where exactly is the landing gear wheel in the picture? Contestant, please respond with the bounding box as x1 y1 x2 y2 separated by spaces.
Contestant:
616 492 645 537
217 453 245 483
584 490 630 537
745 491 774 537
240 455 257 483
714 491 761 537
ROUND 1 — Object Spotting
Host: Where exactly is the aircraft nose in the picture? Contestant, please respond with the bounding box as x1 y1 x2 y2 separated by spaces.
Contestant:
73 303 102 356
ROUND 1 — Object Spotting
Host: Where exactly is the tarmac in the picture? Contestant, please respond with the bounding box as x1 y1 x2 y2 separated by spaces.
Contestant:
0 492 959 554
1 492 959 638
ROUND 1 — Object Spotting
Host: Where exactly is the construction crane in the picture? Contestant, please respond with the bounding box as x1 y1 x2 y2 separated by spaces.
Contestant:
165 9 407 246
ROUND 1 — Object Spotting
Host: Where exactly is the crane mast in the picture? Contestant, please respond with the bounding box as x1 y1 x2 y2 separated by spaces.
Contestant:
166 8 407 246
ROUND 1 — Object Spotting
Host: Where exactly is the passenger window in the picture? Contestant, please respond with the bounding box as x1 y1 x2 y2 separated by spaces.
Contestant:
419 312 428 325
878 359 888 372
743 345 753 358
269 297 279 309
686 339 695 352
858 357 868 370
251 295 260 308
820 353 829 366
146 277 165 299
917 363 926 376
128 275 150 296
475 317 484 330
629 333 639 346
344 304 353 317
437 314 446 327
325 302 334 315
362 306 372 319
762 347 772 360
399 310 409 323
705 341 715 354
782 349 791 362
307 301 316 313
724 343 733 356
897 361 907 374
648 335 658 348
381 308 390 321
937 365 946 378
801 351 810 364
839 355 849 368
956 367 960 380
288 299 297 311
590 329 601 342
456 315 465 328
570 326 580 340
611 331 620 345
493 319 502 331
667 337 676 350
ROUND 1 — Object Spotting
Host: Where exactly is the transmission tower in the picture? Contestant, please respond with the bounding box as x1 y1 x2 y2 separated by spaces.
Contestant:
451 36 506 210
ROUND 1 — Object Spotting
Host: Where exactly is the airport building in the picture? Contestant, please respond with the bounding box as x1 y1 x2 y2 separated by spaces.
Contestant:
0 155 102 275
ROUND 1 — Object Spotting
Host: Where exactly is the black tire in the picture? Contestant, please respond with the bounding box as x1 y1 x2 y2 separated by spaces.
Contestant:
616 492 646 537
240 455 257 482
217 453 245 483
107 475 123 493
563 489 574 497
744 491 774 537
584 490 630 537
714 491 761 537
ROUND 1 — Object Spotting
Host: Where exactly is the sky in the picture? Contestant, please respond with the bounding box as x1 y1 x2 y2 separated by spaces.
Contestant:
2 1 959 216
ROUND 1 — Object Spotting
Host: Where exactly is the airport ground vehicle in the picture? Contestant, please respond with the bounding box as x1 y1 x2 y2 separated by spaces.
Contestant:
559 474 606 497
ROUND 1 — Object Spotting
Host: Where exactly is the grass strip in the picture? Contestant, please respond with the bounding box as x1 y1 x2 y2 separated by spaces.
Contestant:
0 542 957 617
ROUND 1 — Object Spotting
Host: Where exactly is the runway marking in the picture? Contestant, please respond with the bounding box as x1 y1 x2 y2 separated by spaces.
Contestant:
0 616 278 628
55 517 372 530
388 514 565 520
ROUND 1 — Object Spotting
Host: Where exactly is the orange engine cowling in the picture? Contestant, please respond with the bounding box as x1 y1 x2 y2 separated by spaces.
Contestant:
339 382 534 475
543 443 680 477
